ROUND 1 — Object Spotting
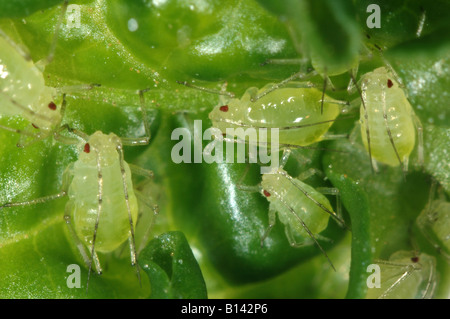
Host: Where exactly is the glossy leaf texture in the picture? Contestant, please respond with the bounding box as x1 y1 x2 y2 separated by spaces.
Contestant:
0 0 449 299
139 231 207 299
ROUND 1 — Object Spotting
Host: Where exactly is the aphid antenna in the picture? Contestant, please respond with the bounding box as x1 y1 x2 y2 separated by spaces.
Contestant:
0 28 31 61
176 80 235 98
36 0 69 69
86 143 104 293
380 85 407 181
250 71 318 102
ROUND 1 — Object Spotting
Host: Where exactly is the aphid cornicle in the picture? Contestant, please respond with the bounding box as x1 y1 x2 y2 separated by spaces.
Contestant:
207 83 346 148
0 1 99 147
366 250 436 299
354 66 423 172
240 149 346 270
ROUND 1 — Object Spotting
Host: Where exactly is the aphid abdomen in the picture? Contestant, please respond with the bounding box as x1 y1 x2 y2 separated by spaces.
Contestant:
210 87 340 147
0 37 46 116
68 132 138 253
261 169 332 239
360 68 416 167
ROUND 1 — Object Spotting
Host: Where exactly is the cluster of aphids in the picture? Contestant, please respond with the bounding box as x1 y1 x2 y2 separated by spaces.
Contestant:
178 8 448 298
0 2 447 298
0 1 158 292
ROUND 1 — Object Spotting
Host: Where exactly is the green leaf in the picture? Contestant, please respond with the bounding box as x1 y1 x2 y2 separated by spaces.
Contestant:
0 0 65 18
139 231 207 299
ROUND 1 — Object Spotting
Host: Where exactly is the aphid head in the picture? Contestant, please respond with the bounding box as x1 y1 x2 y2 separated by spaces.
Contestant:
79 131 121 166
208 99 238 128
364 67 398 89
31 87 61 131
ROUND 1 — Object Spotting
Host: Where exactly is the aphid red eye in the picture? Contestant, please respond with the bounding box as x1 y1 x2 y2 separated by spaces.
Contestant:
48 101 57 110
219 105 229 112
387 79 393 88
411 256 419 263
84 143 90 153
263 190 271 197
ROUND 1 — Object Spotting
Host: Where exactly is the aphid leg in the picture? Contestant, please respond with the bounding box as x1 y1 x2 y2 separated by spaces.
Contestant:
260 206 277 248
416 7 427 38
128 163 154 179
346 65 359 94
127 162 159 252
85 145 104 293
279 148 292 169
119 89 151 146
278 148 316 171
115 141 141 286
296 167 322 182
319 66 337 115
0 122 43 144
378 263 418 299
381 85 406 178
284 224 315 248
53 121 89 145
35 0 69 70
355 75 376 173
64 213 103 276
412 113 424 167
316 187 348 230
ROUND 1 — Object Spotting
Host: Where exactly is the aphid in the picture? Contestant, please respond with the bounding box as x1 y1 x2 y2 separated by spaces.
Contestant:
366 250 436 299
352 66 423 173
0 1 99 147
179 80 349 149
416 181 450 261
0 92 156 291
239 149 346 271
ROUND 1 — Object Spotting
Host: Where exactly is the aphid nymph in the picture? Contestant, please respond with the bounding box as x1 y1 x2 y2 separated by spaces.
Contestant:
239 149 346 271
352 66 423 173
178 80 350 150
